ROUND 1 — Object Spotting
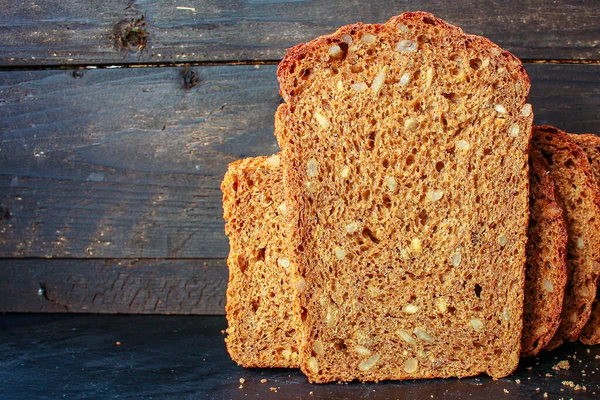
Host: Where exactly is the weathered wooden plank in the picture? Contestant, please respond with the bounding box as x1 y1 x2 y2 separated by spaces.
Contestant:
0 65 281 258
0 0 599 66
0 259 228 314
528 64 600 133
0 64 599 259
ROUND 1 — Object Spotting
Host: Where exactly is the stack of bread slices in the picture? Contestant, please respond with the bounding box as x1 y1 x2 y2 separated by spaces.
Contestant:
221 12 600 383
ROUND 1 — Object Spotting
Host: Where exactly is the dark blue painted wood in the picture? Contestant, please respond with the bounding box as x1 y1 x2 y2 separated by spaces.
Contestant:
0 315 599 399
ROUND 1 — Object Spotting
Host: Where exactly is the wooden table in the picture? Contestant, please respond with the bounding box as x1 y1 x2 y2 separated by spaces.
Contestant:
0 1 599 397
1 314 599 399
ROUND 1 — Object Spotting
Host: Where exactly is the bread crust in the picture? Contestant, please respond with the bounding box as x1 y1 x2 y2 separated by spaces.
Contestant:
532 126 600 350
569 133 600 345
277 12 529 104
521 148 568 356
276 12 532 382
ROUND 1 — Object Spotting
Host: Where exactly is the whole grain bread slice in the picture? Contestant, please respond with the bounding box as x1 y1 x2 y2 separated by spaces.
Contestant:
222 151 565 361
222 155 300 368
275 12 532 382
532 127 600 350
521 147 568 357
569 133 600 345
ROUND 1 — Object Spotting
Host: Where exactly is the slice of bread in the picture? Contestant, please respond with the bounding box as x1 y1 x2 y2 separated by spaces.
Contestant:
221 151 567 360
222 155 300 368
532 126 600 350
275 12 532 382
569 133 600 345
521 147 568 357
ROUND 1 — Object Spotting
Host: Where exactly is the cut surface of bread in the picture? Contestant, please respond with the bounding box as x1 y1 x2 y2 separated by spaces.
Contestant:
532 127 600 350
521 148 568 357
570 133 600 345
275 12 532 382
222 155 300 368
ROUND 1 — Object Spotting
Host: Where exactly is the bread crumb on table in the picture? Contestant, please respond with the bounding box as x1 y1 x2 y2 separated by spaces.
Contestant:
553 360 570 370
543 393 548 398
239 378 245 384
503 389 509 394
515 379 521 384
562 380 575 388
260 379 267 384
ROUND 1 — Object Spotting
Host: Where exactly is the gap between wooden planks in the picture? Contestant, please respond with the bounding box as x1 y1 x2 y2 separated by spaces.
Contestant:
0 259 228 314
1 0 599 66
1 59 600 72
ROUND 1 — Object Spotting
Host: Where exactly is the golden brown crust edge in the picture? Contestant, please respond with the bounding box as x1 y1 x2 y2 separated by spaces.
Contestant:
570 133 600 345
521 148 568 356
277 12 530 105
533 126 600 349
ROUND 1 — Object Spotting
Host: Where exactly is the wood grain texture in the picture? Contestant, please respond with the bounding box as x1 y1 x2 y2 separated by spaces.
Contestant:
0 259 227 314
0 64 599 260
0 65 280 258
0 0 599 66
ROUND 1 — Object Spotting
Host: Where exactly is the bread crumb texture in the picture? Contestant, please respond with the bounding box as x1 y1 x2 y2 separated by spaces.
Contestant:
275 12 532 382
222 155 299 368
